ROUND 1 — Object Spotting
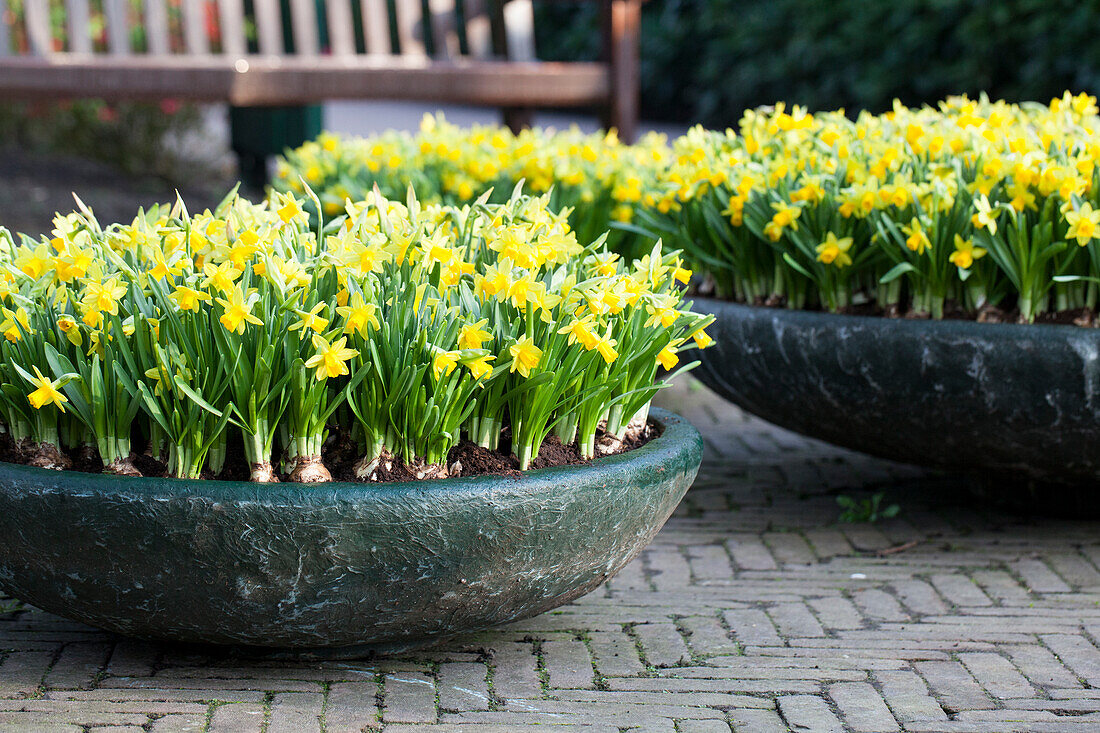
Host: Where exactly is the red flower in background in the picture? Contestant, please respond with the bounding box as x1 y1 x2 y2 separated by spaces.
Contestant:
97 105 118 123
160 99 181 115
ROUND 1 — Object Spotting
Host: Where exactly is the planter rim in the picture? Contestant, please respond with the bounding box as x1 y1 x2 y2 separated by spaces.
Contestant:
692 296 1100 340
0 407 694 505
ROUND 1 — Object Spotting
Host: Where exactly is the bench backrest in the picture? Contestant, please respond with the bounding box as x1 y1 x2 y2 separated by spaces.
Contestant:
0 0 535 62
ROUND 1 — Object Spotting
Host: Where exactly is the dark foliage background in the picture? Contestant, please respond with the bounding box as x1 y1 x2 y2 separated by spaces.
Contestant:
535 0 1100 126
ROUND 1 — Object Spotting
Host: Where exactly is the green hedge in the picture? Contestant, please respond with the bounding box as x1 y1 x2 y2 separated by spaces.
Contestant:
535 0 1100 127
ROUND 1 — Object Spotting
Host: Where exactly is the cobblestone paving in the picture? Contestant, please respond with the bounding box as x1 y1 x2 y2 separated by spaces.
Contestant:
1 379 1099 731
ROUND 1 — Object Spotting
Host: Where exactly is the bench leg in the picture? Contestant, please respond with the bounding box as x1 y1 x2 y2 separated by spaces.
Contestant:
503 107 535 134
601 0 641 143
236 152 270 193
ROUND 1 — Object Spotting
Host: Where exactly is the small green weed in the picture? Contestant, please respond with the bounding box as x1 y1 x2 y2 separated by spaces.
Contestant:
837 492 900 523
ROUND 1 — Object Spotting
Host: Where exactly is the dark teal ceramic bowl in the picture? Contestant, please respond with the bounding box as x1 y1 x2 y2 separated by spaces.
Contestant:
0 408 701 653
693 297 1100 486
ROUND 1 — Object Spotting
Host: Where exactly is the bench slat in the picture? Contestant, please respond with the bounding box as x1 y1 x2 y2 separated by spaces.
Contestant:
503 0 535 62
143 0 170 55
0 0 8 56
288 0 319 55
181 0 209 54
0 0 8 57
325 0 356 56
103 0 130 55
23 0 53 56
217 0 248 56
359 0 390 55
463 0 492 59
66 0 93 53
254 0 285 55
0 56 610 106
393 0 424 56
427 0 458 60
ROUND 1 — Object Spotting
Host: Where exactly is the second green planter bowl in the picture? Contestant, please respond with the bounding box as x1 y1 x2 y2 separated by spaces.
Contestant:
693 297 1100 487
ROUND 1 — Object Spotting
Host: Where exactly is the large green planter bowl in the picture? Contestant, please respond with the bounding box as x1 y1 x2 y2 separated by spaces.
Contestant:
693 298 1100 487
0 409 700 654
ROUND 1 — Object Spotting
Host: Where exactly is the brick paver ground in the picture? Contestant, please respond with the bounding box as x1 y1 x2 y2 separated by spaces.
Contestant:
0 378 1098 732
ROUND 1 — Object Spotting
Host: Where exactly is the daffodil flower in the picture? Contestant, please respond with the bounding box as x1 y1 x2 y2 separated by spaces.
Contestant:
27 366 67 412
949 235 987 269
458 319 492 350
815 233 854 267
466 353 495 381
170 285 211 312
304 333 359 380
215 288 263 334
336 293 380 338
289 303 330 339
970 194 999 235
202 261 242 294
1066 203 1100 246
509 336 543 377
432 350 460 379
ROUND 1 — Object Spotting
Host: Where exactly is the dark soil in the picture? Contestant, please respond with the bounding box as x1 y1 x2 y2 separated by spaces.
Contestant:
70 445 105 474
448 440 520 476
1035 307 1096 327
133 453 168 478
0 421 659 483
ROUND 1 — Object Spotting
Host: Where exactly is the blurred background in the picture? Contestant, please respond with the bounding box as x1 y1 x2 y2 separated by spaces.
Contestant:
2 0 1098 233
536 0 1100 127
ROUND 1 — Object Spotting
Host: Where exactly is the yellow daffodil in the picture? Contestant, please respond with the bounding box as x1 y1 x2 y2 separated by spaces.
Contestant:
215 288 263 334
558 315 600 349
815 233 854 267
56 314 82 346
458 319 492 350
304 333 358 380
594 335 618 364
202 261 242 294
970 194 999 235
277 198 304 225
336 293 380 338
0 307 30 342
466 353 495 380
764 202 801 241
509 335 542 377
432 350 460 379
27 366 67 412
80 277 127 319
289 303 330 338
169 285 212 312
1066 203 1100 245
949 235 987 269
901 218 932 255
657 345 679 370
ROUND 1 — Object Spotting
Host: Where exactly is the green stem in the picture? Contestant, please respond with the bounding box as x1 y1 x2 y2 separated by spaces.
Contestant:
208 431 227 475
167 444 202 479
555 411 578 445
96 435 130 466
605 404 626 439
472 411 501 450
244 418 271 467
517 442 534 471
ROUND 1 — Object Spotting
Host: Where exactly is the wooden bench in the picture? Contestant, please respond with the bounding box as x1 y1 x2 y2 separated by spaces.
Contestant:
0 0 641 141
